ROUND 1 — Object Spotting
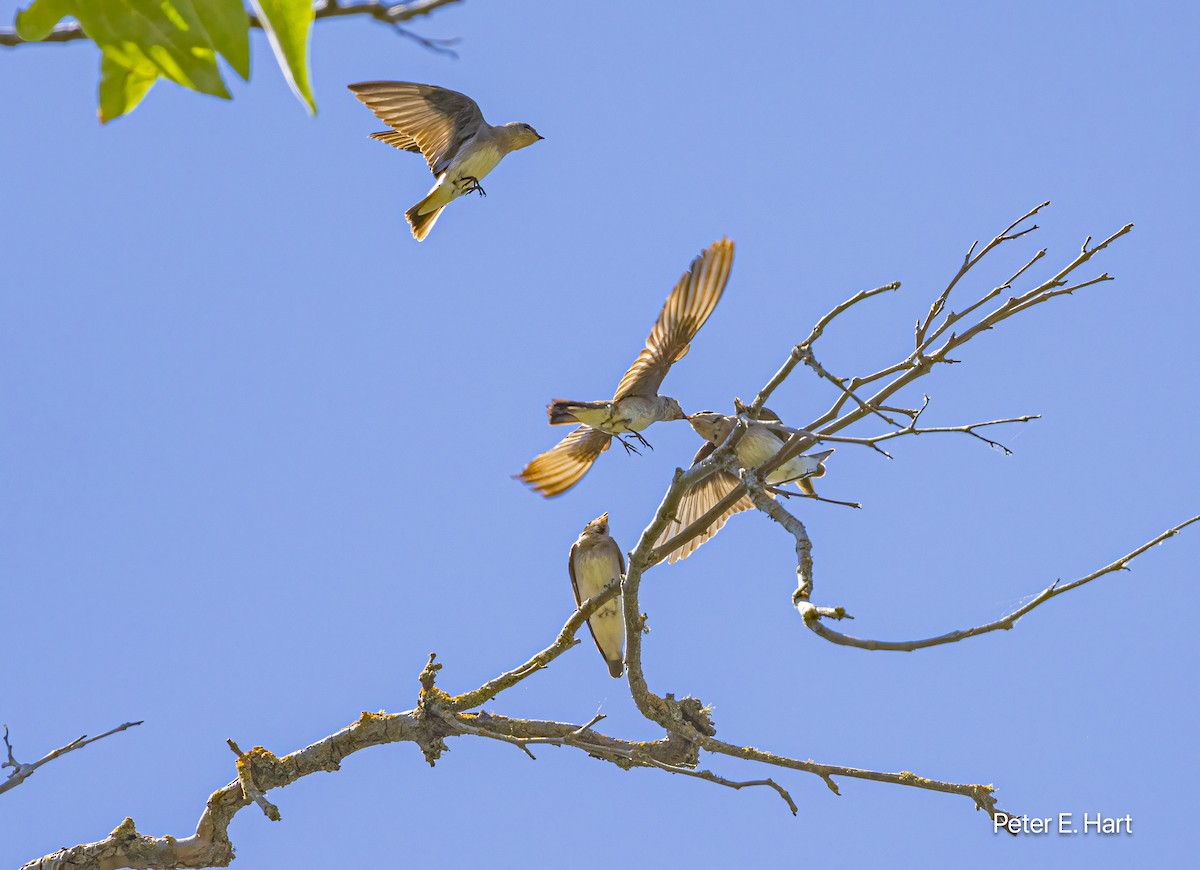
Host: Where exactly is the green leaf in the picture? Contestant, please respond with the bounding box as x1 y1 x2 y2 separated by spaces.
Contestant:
74 0 230 99
99 53 157 123
249 0 316 113
14 0 75 41
194 0 251 81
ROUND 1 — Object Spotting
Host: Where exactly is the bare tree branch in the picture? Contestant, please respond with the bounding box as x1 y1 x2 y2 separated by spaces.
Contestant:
444 584 621 712
1 721 142 797
0 1 463 51
652 204 1113 567
914 201 1050 350
796 515 1200 650
618 461 1023 832
635 753 800 816
650 409 1039 567
750 280 901 414
743 466 815 601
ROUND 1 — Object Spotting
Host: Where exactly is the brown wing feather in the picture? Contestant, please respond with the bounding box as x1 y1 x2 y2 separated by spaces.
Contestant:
517 426 612 497
613 238 734 401
653 438 767 564
656 469 755 564
369 130 421 153
348 81 485 176
568 541 584 607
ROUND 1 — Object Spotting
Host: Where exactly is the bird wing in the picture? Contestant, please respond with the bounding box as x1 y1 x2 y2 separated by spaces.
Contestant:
613 238 735 401
653 440 758 564
348 81 486 176
567 541 584 607
368 130 421 153
517 426 612 497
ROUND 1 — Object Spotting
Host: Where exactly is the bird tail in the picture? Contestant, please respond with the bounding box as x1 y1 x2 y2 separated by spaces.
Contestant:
405 180 456 241
405 196 446 242
548 400 609 425
796 448 836 496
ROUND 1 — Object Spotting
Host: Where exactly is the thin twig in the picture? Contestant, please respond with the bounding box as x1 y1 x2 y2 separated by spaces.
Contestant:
915 201 1049 349
750 281 900 415
1 721 142 796
634 752 799 815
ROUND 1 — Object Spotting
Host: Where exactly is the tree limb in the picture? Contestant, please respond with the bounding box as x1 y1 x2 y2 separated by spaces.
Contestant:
796 515 1200 650
619 460 1022 832
1 721 142 797
444 584 621 712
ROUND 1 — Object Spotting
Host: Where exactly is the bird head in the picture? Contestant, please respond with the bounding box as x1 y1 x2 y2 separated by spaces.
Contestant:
687 411 731 443
662 397 687 421
505 122 545 148
583 513 609 536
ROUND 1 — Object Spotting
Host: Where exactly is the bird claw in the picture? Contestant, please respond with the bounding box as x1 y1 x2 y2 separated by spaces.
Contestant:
460 176 487 197
616 436 642 456
630 431 653 451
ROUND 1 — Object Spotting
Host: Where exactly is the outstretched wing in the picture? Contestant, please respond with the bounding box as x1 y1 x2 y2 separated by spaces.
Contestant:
654 441 758 564
517 426 612 498
613 238 734 400
348 81 486 176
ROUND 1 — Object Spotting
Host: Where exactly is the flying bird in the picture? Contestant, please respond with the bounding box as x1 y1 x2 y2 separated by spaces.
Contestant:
517 239 735 497
348 81 543 241
655 411 835 563
568 513 626 678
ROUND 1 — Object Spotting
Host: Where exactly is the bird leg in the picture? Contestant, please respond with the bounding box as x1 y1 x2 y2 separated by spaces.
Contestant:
459 176 487 197
615 435 642 456
629 431 654 450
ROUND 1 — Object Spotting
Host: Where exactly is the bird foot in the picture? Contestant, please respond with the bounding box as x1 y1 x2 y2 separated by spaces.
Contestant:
460 176 487 197
630 431 654 451
615 435 642 456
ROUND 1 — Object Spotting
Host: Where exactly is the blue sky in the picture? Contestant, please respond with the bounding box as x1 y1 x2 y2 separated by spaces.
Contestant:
2 1 1197 866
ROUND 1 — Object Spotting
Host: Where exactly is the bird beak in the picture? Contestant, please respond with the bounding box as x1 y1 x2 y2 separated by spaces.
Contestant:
599 512 609 523
536 133 545 140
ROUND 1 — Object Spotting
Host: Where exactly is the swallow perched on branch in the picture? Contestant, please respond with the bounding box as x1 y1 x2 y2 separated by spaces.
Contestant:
656 411 835 563
518 239 735 497
568 513 626 678
348 81 543 241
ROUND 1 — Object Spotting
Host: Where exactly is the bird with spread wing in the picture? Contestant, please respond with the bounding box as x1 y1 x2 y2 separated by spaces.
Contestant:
348 81 543 241
517 239 735 497
654 408 835 563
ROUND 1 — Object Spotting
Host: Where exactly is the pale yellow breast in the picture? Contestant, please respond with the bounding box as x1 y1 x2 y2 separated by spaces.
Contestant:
453 144 504 183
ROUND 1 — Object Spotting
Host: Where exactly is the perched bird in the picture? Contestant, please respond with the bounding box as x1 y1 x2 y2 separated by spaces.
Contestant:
655 411 835 563
568 513 626 678
518 239 735 497
347 81 543 241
